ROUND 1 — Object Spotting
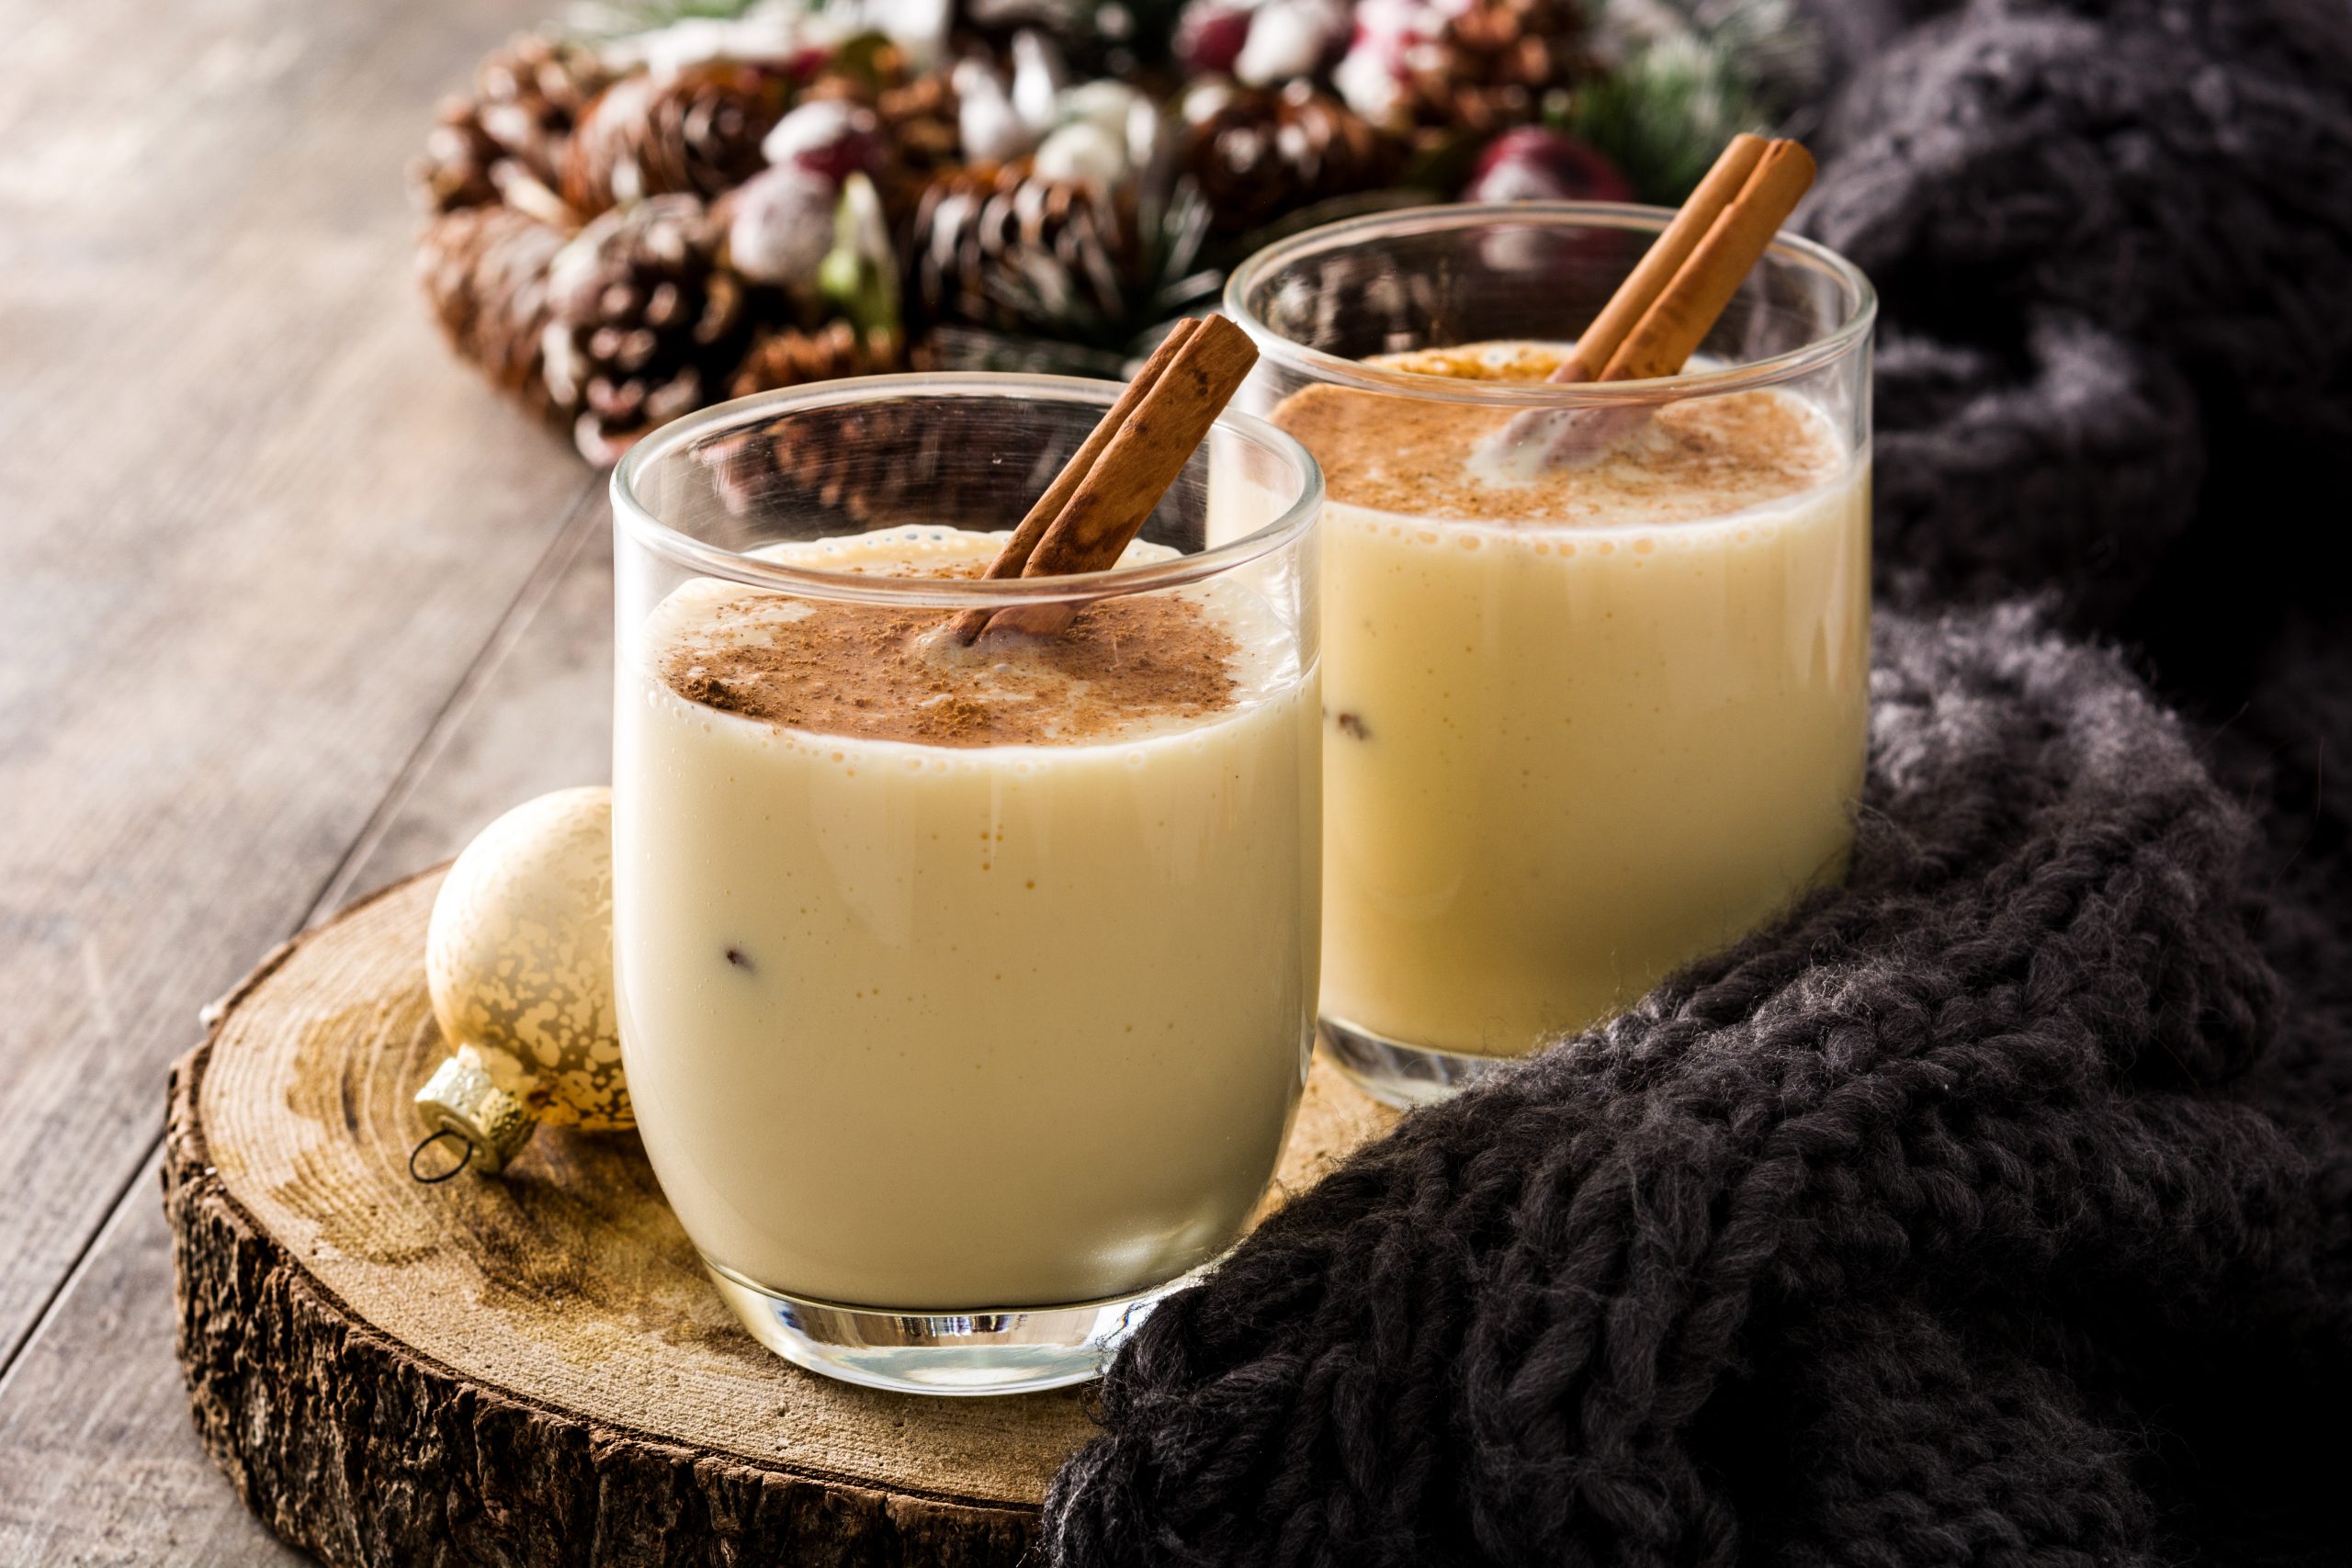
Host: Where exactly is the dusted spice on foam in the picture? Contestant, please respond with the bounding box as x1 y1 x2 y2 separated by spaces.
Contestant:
656 555 1243 749
1275 339 1846 526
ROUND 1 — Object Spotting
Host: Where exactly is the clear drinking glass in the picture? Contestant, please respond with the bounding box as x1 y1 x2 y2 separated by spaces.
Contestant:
1226 203 1874 1106
611 375 1322 1394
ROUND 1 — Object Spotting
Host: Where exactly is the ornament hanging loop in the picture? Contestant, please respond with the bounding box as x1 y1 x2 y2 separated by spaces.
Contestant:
413 1054 535 1175
409 1128 476 1184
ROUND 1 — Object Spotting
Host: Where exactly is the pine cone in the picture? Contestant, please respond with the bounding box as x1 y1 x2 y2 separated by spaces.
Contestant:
412 33 614 214
560 62 791 219
417 205 571 417
478 33 614 182
1183 83 1402 239
543 195 751 462
1396 0 1589 140
729 321 910 398
956 0 1183 78
874 73 965 223
413 97 506 213
908 161 1140 340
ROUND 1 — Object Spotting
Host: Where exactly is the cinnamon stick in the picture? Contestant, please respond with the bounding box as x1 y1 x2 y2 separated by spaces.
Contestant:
1493 137 1816 474
945 321 1203 643
1597 139 1815 382
1545 133 1767 386
961 315 1259 641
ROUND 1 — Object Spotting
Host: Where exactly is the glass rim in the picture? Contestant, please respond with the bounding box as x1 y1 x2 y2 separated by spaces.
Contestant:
611 372 1325 607
1223 200 1878 408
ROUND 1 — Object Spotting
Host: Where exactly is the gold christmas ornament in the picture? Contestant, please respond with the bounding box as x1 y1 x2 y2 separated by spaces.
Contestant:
413 786 625 1178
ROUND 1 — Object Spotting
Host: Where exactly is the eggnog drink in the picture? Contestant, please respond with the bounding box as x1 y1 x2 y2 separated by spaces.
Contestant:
1272 341 1869 1068
613 527 1319 1313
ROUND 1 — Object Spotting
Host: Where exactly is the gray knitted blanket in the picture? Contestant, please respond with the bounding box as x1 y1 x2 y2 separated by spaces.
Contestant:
1044 0 2352 1562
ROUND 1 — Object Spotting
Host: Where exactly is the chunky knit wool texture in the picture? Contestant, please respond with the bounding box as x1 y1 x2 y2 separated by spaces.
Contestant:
1049 608 2334 1564
1044 0 2352 1561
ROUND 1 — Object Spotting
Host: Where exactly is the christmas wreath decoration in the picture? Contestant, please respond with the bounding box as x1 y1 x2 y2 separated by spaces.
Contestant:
413 0 1813 462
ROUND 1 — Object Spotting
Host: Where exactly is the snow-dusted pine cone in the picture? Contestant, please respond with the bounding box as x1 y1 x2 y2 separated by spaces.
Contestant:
560 62 791 219
908 162 1140 340
873 73 964 222
478 34 615 180
1397 0 1589 139
417 204 571 417
729 321 911 398
413 99 507 214
542 194 750 462
411 33 614 214
957 0 1184 78
1183 83 1402 238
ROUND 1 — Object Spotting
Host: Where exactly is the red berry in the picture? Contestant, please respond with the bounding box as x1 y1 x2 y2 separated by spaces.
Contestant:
1176 1 1255 76
761 99 885 187
1464 128 1634 204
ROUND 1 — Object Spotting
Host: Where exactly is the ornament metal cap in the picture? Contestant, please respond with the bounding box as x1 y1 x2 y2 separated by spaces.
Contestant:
413 1055 534 1176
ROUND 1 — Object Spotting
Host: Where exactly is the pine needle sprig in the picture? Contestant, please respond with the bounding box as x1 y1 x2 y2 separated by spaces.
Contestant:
561 0 767 39
1570 0 1820 202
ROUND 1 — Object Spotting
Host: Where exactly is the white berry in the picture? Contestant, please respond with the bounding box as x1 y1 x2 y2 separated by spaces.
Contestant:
1234 0 1350 85
1035 120 1130 186
727 165 839 288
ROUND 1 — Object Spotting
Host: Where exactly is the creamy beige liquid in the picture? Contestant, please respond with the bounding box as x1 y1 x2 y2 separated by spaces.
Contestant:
1269 343 1869 1055
613 527 1319 1309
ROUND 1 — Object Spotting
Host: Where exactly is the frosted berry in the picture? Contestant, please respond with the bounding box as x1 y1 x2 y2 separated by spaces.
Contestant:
1463 127 1633 203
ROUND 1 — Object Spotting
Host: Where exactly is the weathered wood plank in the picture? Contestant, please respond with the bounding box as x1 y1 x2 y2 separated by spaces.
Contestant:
311 496 616 918
0 1165 311 1567
0 0 592 1376
0 481 612 1565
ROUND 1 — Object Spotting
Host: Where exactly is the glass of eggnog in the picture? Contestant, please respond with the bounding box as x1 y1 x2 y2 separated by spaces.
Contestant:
1225 202 1874 1106
610 375 1322 1394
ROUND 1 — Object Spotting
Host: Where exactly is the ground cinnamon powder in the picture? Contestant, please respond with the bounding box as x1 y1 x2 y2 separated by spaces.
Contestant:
1272 341 1843 524
660 560 1241 748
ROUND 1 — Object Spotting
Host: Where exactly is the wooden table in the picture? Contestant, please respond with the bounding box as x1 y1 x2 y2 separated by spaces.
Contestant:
0 2 623 1557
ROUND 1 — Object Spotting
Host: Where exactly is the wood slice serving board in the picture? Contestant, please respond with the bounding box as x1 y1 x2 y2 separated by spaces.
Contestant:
166 868 1396 1567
